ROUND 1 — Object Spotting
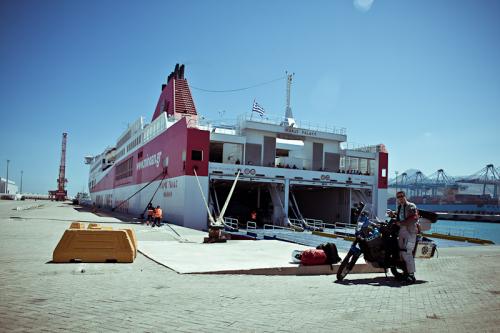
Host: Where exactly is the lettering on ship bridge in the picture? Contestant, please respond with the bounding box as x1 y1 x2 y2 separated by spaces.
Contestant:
136 152 162 171
284 127 317 137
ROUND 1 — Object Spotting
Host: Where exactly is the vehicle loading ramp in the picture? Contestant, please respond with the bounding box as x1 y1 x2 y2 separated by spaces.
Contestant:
138 239 383 275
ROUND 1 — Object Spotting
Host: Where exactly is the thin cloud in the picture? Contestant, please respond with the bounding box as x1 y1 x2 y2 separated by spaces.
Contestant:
354 0 375 12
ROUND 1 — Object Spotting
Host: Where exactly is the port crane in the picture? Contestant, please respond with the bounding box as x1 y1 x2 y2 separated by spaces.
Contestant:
49 133 68 201
455 164 500 198
390 164 499 199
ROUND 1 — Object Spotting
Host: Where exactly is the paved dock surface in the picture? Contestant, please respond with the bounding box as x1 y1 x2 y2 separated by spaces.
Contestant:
1 200 499 332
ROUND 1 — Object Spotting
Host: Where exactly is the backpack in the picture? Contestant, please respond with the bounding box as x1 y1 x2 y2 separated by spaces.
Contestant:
316 243 341 264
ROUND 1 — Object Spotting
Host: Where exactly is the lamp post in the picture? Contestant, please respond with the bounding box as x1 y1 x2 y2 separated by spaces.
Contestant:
5 159 10 194
20 170 23 194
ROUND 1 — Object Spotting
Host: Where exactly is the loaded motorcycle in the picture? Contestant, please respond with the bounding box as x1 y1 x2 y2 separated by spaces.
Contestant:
336 203 437 281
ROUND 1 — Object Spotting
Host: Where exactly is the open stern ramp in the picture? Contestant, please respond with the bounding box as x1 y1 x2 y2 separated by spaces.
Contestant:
209 163 375 227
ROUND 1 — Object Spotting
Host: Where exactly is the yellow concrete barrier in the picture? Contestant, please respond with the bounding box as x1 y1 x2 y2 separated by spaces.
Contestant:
53 224 136 263
70 222 85 229
123 229 137 258
87 223 113 230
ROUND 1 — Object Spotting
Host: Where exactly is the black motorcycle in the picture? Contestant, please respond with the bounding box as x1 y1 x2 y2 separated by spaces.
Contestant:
336 204 437 281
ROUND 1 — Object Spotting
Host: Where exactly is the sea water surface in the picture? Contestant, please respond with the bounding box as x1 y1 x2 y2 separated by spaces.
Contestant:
431 220 500 244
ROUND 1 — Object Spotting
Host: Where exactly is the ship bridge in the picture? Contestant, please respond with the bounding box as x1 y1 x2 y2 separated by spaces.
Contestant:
204 113 388 227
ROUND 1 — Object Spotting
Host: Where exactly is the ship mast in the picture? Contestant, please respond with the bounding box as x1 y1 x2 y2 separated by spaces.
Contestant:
284 72 296 126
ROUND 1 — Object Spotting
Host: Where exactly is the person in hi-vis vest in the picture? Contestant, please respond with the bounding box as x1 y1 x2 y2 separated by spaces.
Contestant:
153 205 163 227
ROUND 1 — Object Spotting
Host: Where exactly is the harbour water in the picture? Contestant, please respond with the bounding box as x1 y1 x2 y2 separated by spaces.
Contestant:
431 220 500 244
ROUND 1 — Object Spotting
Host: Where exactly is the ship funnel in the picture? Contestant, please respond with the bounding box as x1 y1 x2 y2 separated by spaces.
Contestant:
152 64 198 122
179 64 185 79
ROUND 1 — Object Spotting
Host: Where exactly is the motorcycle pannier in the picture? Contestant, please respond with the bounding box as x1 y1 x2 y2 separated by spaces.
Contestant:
415 238 437 258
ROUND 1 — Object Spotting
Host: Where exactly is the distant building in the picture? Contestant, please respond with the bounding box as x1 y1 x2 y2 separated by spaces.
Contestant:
0 178 18 194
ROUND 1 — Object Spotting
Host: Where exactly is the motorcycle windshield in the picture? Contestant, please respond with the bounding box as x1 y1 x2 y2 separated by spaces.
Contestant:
356 203 379 231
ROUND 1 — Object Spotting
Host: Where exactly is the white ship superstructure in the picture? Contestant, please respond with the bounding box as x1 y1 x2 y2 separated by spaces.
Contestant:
86 65 389 231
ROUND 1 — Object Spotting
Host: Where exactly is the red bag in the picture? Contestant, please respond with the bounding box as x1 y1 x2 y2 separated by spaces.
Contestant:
300 249 327 266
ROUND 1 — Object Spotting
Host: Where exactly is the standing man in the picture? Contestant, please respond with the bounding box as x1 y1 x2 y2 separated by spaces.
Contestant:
395 191 418 284
146 203 154 226
153 205 163 227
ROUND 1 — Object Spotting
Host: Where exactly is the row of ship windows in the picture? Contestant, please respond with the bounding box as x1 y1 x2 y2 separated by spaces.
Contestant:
114 116 167 165
113 149 203 181
116 149 126 160
127 135 142 153
115 157 133 181
88 147 203 190
116 130 132 149
90 162 101 173
143 116 166 142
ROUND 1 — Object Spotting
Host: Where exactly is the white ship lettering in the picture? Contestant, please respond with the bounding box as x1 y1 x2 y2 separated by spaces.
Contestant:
136 152 162 170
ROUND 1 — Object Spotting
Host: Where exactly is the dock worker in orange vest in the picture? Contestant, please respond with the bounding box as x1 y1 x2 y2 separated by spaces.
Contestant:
146 203 154 226
153 205 163 227
250 210 257 221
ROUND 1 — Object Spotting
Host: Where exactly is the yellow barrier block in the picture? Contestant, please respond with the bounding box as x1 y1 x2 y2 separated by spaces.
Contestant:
86 224 113 230
53 229 135 263
122 229 137 258
70 222 85 229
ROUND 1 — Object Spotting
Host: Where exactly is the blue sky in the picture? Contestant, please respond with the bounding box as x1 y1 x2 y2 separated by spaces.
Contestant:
1 0 499 195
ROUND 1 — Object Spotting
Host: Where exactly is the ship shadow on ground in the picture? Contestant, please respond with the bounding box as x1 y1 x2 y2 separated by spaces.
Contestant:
335 277 428 288
73 205 144 225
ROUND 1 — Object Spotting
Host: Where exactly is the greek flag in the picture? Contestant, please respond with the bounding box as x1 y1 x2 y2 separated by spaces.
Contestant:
252 100 265 117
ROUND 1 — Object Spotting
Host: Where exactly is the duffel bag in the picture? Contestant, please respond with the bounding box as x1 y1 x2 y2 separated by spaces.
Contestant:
300 249 327 266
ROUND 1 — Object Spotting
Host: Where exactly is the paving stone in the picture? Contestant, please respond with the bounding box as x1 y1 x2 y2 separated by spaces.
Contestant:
0 200 499 332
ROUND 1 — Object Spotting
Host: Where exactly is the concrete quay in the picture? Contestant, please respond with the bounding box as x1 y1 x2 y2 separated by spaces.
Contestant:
0 200 499 332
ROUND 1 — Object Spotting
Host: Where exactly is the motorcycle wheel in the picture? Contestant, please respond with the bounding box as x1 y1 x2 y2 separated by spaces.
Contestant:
336 250 360 281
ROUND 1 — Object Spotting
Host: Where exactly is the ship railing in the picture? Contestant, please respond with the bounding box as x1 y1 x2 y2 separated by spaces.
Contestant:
322 222 337 233
263 224 296 232
288 218 304 228
223 217 239 231
341 142 379 153
304 218 326 229
238 113 347 136
333 222 357 236
246 221 257 230
197 118 240 135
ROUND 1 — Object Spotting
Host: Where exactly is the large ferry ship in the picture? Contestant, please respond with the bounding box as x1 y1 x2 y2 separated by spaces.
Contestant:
86 64 389 231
